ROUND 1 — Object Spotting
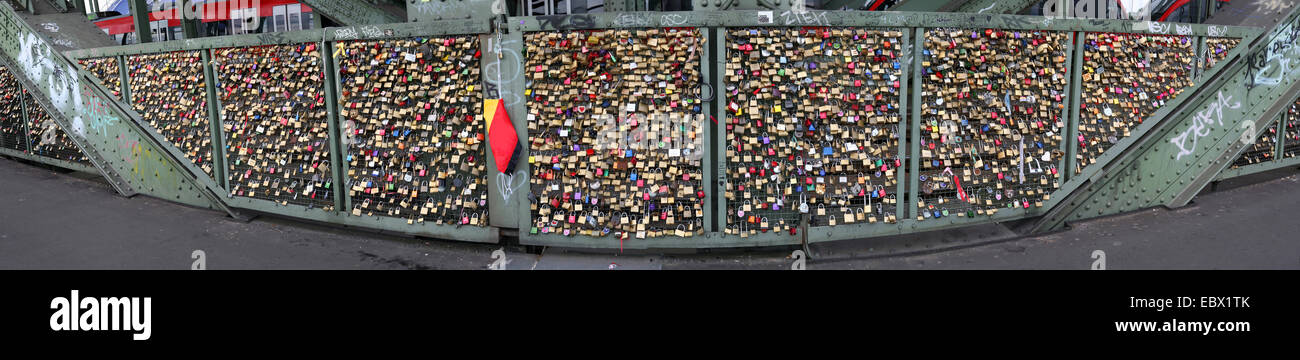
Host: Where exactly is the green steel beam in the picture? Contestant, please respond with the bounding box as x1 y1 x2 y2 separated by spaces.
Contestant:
1035 8 1298 231
818 0 868 10
199 49 228 191
951 0 1036 14
298 0 403 25
321 40 347 213
890 0 963 12
44 0 68 12
505 11 1256 36
906 27 921 221
407 0 497 22
129 0 150 43
65 20 490 58
1214 151 1300 181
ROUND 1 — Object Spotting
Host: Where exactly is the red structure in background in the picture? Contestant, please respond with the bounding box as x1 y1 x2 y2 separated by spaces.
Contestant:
92 0 314 36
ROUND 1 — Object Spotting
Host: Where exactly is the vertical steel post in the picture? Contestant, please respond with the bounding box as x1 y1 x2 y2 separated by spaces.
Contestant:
130 0 152 43
702 26 718 232
1274 108 1286 161
1063 31 1084 180
322 40 348 213
907 27 923 221
713 26 728 233
1195 36 1206 79
19 88 31 153
895 26 912 222
1055 31 1073 182
201 49 229 191
117 55 131 103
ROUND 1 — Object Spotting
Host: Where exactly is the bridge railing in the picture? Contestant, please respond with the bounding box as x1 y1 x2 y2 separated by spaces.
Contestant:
32 9 1264 248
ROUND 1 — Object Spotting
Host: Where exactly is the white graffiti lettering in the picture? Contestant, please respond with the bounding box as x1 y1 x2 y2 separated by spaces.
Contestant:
334 27 358 40
1169 91 1242 160
1175 24 1193 35
613 13 651 28
16 33 86 138
781 10 828 26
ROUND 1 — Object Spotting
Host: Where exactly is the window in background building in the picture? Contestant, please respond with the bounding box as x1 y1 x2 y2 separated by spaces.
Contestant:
272 5 286 32
287 4 302 31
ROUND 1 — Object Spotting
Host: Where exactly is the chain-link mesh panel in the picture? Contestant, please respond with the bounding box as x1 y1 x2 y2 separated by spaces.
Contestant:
0 66 26 151
1077 33 1194 174
79 56 121 99
1230 120 1277 168
918 29 1067 220
218 43 334 210
1203 37 1240 69
526 29 707 239
336 36 488 225
127 51 214 176
723 27 904 236
24 90 88 163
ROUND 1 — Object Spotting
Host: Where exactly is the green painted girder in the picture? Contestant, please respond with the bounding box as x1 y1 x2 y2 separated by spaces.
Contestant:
31 8 1285 248
951 0 1036 14
43 0 67 13
889 0 960 12
406 0 497 22
298 0 403 25
1034 7 1300 231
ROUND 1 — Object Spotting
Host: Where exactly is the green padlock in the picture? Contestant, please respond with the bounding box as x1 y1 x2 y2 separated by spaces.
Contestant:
530 226 539 234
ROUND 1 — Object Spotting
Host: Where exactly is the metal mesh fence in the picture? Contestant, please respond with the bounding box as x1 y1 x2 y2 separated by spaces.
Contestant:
1230 119 1278 168
724 27 904 236
1077 33 1194 174
526 28 708 239
127 51 214 176
1203 37 1240 70
0 66 26 151
24 91 88 163
917 28 1067 220
218 43 334 210
335 36 488 225
78 56 122 100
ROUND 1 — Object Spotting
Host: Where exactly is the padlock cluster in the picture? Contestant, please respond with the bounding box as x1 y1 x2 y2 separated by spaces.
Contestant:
25 90 87 163
79 57 122 99
1285 99 1300 159
917 28 1067 220
0 66 25 151
336 36 488 226
1231 118 1277 168
723 27 904 236
1078 33 1194 174
128 51 213 176
525 28 707 239
218 43 333 210
1203 37 1240 69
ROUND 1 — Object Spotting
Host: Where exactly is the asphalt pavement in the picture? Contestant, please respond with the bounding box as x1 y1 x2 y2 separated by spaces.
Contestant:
0 156 1296 270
